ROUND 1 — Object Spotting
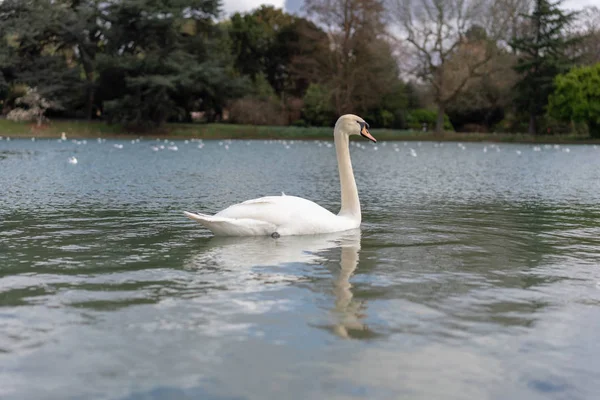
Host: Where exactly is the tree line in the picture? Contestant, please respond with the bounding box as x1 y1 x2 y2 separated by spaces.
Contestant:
0 0 599 136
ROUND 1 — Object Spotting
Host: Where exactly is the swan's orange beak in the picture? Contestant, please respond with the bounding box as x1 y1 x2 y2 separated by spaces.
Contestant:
360 124 377 143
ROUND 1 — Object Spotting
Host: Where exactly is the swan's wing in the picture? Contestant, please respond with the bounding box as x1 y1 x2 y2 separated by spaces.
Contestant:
183 211 276 236
216 195 336 227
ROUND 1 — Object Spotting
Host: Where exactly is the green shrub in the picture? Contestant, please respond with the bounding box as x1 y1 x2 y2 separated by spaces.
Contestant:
406 108 453 131
291 119 307 127
548 63 600 138
302 83 335 127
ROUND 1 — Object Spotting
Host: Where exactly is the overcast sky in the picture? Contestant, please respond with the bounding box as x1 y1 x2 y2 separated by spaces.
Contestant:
221 0 597 17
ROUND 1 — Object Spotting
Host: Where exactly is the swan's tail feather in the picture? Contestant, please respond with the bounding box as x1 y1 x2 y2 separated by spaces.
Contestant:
183 211 276 236
184 211 225 224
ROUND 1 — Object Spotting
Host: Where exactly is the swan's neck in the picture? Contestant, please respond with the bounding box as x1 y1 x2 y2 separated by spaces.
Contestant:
334 128 361 221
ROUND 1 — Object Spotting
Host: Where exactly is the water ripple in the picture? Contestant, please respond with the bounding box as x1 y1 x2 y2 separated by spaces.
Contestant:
1 139 600 400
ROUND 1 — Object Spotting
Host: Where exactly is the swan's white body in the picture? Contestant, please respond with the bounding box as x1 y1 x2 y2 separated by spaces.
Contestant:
184 114 375 236
184 195 359 236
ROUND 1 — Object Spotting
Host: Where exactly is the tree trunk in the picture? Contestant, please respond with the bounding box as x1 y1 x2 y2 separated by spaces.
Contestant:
528 111 536 135
589 120 600 139
435 103 445 134
86 83 95 121
80 51 96 121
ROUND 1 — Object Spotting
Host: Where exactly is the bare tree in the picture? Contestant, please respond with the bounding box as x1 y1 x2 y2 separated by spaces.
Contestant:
484 0 532 50
574 6 600 65
305 0 394 115
389 0 506 133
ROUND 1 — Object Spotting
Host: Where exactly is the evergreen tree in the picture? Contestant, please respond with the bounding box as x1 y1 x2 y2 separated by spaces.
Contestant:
0 0 104 119
510 0 579 134
97 0 244 128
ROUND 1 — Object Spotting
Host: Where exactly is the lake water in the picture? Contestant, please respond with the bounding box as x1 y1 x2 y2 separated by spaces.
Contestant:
1 137 600 400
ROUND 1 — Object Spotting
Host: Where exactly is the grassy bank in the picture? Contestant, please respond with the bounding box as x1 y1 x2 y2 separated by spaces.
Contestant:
1 118 598 144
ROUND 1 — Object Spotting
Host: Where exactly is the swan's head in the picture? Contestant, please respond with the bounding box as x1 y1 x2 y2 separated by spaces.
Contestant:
335 114 376 143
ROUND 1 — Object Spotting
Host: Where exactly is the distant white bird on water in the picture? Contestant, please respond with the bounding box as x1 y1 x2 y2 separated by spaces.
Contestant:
516 150 522 155
113 144 123 149
68 156 78 165
533 146 541 152
167 145 178 151
410 148 417 157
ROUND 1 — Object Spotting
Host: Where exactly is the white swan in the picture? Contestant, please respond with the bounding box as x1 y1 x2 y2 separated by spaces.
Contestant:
184 114 376 236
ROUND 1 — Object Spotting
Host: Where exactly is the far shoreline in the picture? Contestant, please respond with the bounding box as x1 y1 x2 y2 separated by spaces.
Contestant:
1 119 598 144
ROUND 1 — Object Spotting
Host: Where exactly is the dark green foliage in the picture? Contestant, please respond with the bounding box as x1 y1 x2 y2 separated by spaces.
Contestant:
0 0 244 128
228 6 326 100
0 0 104 118
229 6 293 81
510 0 580 134
364 81 409 129
97 0 243 128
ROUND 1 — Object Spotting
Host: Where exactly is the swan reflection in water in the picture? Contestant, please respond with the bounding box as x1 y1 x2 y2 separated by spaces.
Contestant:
185 229 373 339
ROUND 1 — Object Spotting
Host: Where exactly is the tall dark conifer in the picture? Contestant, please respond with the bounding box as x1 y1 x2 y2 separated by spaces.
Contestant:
510 0 579 134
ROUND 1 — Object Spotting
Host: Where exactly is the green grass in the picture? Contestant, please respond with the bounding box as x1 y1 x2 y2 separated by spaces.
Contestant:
1 118 598 143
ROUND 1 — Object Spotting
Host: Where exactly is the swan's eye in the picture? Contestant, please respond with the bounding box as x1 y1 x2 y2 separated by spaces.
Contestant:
356 121 370 130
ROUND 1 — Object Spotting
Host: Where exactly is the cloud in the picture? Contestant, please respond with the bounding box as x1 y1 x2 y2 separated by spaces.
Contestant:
221 0 286 17
564 0 599 9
